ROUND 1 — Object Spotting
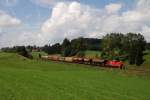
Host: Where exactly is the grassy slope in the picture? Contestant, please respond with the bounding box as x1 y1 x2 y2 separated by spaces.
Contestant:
84 50 101 58
31 51 47 59
142 50 150 68
0 52 150 100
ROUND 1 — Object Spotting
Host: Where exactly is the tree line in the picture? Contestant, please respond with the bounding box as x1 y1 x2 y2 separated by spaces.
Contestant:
1 33 147 66
42 37 102 57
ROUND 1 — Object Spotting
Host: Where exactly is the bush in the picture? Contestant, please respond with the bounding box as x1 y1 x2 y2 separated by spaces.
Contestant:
62 47 72 57
16 46 33 59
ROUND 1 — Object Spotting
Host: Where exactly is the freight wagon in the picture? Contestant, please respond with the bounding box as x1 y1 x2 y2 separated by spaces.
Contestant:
41 55 125 69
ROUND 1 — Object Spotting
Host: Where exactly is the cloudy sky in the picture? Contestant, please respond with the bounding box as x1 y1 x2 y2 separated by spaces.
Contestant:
0 0 150 47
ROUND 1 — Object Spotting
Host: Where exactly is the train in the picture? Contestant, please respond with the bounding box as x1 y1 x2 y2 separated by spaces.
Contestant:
41 55 125 69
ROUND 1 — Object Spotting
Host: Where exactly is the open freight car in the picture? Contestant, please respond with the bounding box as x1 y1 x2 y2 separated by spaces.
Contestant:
41 55 125 69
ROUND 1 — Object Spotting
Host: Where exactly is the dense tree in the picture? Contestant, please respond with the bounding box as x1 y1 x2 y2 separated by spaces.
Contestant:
41 37 101 56
135 48 143 66
71 37 86 51
16 46 30 58
60 37 102 57
42 43 61 54
102 33 124 51
71 37 101 51
70 37 85 57
61 38 72 57
126 33 146 66
101 33 146 66
42 45 49 53
101 33 126 60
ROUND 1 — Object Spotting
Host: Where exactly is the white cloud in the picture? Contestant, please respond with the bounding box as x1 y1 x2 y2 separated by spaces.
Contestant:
105 3 122 14
0 10 22 48
0 10 21 27
41 0 150 44
142 26 150 42
0 31 43 48
41 2 104 44
1 0 150 48
30 0 73 7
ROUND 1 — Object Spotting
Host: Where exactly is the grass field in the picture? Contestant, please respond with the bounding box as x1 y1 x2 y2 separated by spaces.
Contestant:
0 52 150 100
31 51 47 59
84 50 101 58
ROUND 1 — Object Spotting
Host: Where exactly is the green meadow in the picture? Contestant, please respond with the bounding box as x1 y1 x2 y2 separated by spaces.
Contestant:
0 52 150 100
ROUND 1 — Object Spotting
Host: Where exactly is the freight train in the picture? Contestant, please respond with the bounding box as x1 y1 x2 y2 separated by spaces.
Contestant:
41 55 125 69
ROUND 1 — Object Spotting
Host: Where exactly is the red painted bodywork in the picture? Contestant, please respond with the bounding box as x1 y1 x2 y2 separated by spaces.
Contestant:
106 60 124 68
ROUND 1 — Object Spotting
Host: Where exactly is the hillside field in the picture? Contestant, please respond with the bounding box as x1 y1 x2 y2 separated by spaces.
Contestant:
84 50 101 58
0 52 150 100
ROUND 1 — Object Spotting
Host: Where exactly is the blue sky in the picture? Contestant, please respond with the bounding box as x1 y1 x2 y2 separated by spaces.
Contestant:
0 0 150 47
0 0 135 25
